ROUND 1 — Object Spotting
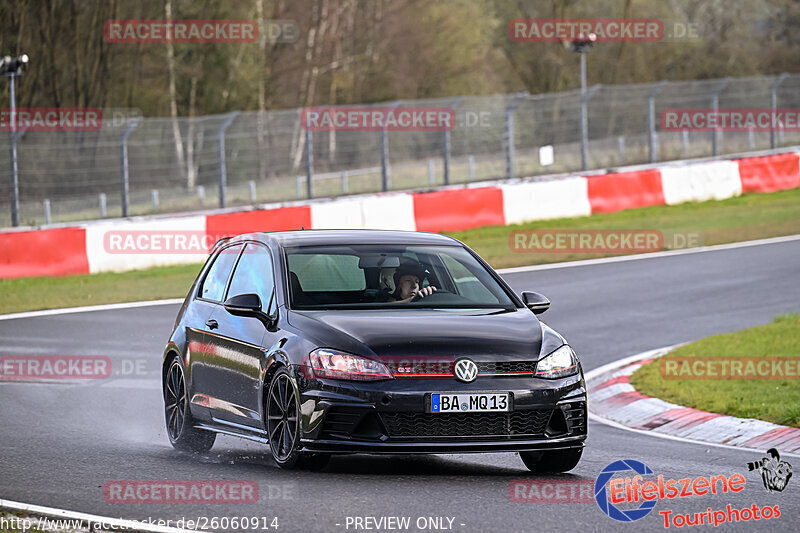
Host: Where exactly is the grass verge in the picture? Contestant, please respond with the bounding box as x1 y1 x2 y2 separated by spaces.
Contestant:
629 315 800 428
1 187 800 314
0 264 201 315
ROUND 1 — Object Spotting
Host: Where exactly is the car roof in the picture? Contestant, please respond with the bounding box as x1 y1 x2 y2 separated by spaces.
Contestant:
233 229 460 248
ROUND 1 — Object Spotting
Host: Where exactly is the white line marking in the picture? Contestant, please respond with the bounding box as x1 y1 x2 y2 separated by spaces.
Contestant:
497 234 800 274
0 298 184 322
586 346 800 459
0 498 194 533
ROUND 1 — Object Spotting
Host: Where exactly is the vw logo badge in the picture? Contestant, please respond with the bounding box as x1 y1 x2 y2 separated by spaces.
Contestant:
454 358 478 383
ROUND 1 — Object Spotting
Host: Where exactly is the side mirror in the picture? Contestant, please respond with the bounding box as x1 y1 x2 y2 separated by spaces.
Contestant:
224 293 277 329
521 291 550 314
224 293 262 315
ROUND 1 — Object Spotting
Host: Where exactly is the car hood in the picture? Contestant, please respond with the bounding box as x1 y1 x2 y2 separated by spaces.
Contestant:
286 308 543 362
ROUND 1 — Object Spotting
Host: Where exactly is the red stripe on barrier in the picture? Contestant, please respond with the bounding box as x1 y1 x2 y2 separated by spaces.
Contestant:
205 206 312 239
0 227 89 279
413 187 504 232
587 169 665 214
737 153 800 193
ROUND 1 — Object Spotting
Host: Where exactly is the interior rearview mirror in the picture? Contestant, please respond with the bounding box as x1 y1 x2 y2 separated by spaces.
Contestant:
521 291 550 314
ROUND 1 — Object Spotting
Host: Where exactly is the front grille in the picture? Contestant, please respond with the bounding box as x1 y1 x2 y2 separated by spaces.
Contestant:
387 360 534 377
476 361 534 374
380 409 552 439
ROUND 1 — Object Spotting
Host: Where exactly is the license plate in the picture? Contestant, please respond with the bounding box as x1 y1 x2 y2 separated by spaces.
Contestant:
429 392 511 413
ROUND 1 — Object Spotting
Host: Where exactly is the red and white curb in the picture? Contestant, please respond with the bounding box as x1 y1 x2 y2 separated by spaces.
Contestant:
586 347 800 458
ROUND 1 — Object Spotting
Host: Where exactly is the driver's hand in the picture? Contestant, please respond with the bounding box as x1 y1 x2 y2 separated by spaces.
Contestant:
415 286 437 298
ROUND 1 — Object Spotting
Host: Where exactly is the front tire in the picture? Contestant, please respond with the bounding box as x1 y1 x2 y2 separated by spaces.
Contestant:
164 356 216 453
520 448 583 473
266 367 303 469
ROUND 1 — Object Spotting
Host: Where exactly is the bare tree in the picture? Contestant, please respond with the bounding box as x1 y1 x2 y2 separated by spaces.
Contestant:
165 0 189 188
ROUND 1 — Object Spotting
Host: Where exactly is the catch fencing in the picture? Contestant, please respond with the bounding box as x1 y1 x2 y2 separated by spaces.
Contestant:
1 74 799 227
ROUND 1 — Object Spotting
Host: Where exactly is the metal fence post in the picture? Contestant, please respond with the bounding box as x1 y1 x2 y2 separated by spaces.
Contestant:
468 155 475 181
504 92 527 179
648 80 667 163
443 96 462 185
770 73 788 149
99 193 107 217
305 129 314 199
120 117 140 217
710 78 729 156
43 199 51 225
580 84 601 171
427 160 435 185
381 101 401 191
7 72 20 227
249 180 256 203
341 171 348 194
151 189 159 210
217 111 240 208
682 130 689 157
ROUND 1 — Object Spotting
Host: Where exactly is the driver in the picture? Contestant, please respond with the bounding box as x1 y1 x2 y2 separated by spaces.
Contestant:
388 261 437 303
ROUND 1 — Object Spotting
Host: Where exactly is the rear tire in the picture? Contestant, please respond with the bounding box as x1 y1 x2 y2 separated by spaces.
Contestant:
164 356 216 454
520 448 583 473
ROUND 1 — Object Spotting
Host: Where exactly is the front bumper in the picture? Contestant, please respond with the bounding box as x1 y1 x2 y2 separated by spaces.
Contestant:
301 435 585 454
294 367 587 454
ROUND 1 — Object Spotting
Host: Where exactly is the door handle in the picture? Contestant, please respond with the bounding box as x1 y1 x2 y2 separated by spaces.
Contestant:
206 319 218 330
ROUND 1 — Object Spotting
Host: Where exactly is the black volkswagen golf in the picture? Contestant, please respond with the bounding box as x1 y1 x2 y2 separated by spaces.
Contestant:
162 230 586 471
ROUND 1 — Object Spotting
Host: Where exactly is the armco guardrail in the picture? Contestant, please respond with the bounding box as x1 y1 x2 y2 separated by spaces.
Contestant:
0 149 798 279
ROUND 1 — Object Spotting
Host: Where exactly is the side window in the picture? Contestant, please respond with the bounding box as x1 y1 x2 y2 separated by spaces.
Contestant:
440 252 499 303
200 244 243 301
227 243 275 309
287 254 365 291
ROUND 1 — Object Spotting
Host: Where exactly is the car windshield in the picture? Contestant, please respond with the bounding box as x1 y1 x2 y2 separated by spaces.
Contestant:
284 244 517 310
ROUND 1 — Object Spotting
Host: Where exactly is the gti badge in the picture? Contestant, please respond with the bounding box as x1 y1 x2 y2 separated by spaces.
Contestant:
454 358 478 383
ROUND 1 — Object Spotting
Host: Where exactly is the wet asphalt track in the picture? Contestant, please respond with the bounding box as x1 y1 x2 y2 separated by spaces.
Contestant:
1 238 799 532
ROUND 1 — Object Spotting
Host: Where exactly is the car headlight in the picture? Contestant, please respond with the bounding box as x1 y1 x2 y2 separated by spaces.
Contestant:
534 345 578 379
308 348 394 381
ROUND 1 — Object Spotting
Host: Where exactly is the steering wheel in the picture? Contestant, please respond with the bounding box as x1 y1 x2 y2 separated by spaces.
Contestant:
410 289 452 303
